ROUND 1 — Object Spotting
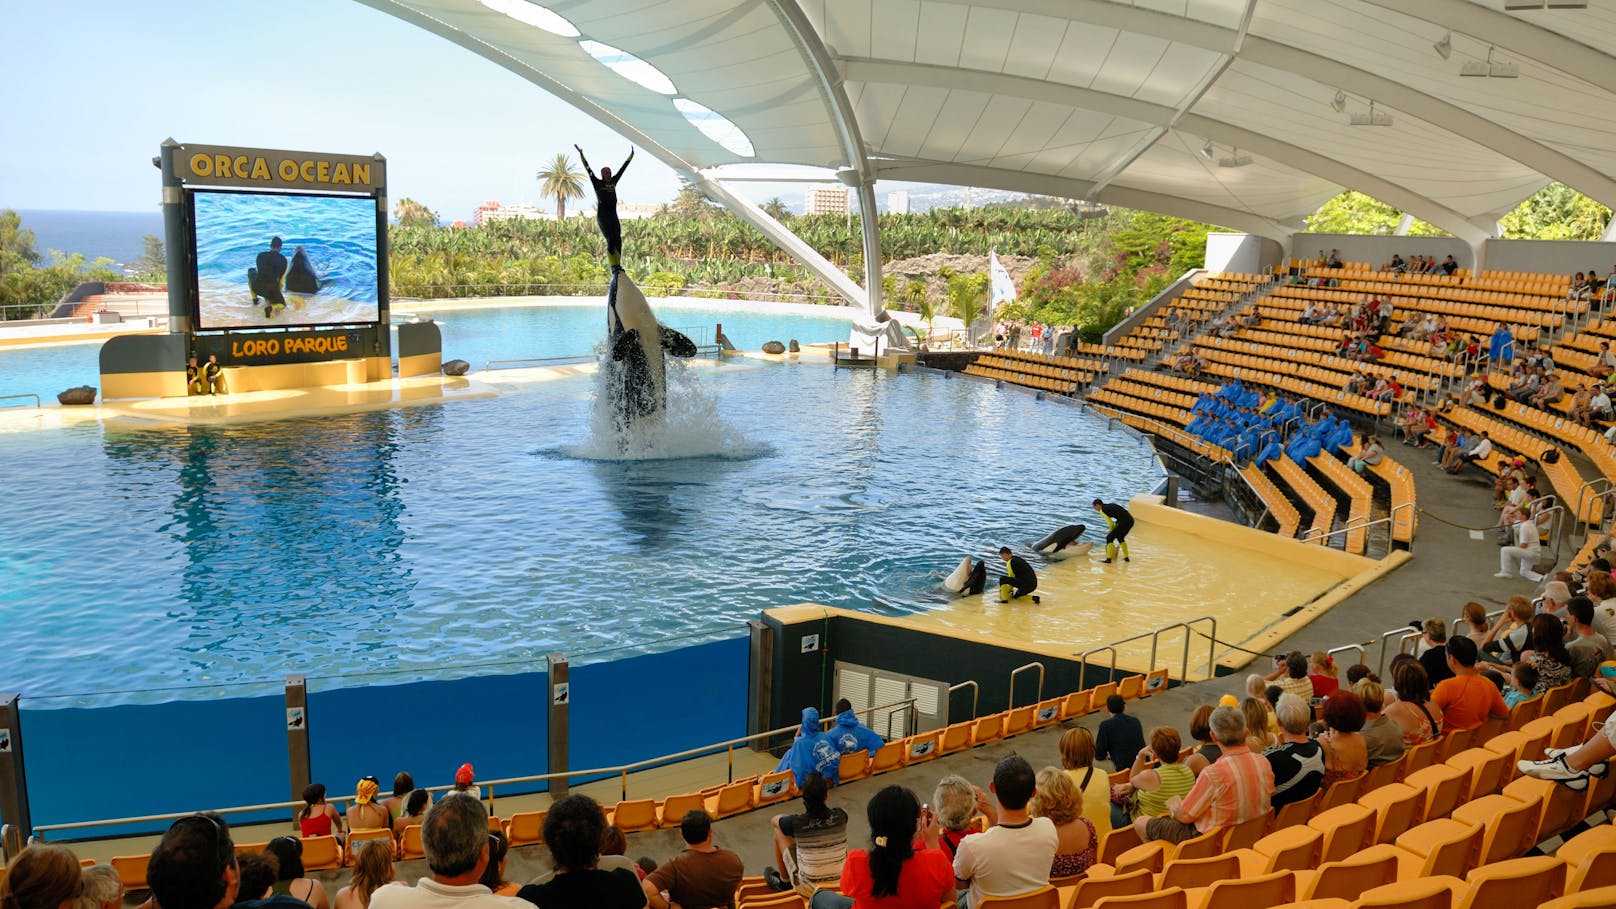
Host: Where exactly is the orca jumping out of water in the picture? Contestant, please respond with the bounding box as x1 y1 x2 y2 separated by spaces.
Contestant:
606 269 698 430
285 246 321 295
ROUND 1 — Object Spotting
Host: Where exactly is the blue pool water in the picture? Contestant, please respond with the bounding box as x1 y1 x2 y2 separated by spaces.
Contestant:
0 302 858 401
0 366 1160 703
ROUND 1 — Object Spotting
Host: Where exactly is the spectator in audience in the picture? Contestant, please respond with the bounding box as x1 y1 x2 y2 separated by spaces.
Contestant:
642 811 743 909
1134 707 1272 844
1316 690 1369 784
479 832 518 897
1399 406 1434 446
381 773 415 823
767 772 848 896
79 865 123 909
1094 694 1145 772
930 775 986 863
1384 660 1442 747
1519 707 1616 790
394 789 431 839
952 755 1058 907
1245 674 1278 736
1457 602 1491 649
234 854 300 909
347 777 390 833
1385 254 1405 273
375 798 525 909
451 765 481 801
1531 371 1565 410
1057 726 1112 838
1417 619 1455 685
1029 768 1096 880
1345 665 1376 687
1120 726 1194 828
1591 342 1616 381
1446 430 1493 475
1481 595 1533 663
776 707 842 787
1571 272 1591 301
1440 255 1458 276
829 698 884 757
1496 513 1544 582
1347 435 1384 475
334 841 395 909
1586 572 1616 642
1183 705 1222 776
818 785 951 909
597 826 640 879
1519 613 1574 693
1489 324 1515 365
1354 680 1405 767
1594 384 1614 422
296 784 345 843
1263 694 1325 808
1265 651 1314 703
1566 596 1612 679
518 795 644 909
148 815 238 909
1243 698 1276 752
1502 663 1541 710
264 838 330 909
1 845 84 909
1308 652 1341 698
1431 637 1509 732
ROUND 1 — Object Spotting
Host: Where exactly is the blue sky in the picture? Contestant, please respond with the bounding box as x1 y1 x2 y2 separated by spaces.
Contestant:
0 0 704 221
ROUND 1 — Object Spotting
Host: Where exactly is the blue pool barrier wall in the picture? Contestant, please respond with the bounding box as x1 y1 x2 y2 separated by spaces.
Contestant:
569 636 749 784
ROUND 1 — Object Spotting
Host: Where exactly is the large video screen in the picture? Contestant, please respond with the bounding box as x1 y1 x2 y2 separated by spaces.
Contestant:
192 190 380 330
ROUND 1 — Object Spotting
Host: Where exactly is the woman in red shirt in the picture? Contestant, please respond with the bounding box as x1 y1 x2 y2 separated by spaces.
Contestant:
820 786 953 909
1308 652 1341 699
296 782 346 842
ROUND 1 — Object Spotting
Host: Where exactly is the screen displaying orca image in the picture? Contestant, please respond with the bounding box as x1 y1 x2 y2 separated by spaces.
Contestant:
192 190 380 330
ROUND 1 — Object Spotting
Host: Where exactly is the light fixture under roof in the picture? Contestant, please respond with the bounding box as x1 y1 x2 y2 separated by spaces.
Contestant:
1217 149 1252 168
1433 31 1452 60
1330 90 1346 113
478 0 578 37
1349 101 1393 127
1200 140 1215 160
673 99 755 158
1461 46 1520 78
579 40 677 95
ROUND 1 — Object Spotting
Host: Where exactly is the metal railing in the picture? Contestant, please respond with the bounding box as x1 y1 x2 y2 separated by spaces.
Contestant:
1326 643 1366 667
1575 478 1616 538
1297 501 1416 556
0 393 41 408
1008 662 1045 709
30 696 921 840
1075 615 1217 690
1376 625 1424 676
482 354 597 371
948 681 980 721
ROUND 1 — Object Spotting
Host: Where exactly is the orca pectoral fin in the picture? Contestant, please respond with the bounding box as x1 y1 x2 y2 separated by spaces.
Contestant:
611 328 642 362
659 325 699 358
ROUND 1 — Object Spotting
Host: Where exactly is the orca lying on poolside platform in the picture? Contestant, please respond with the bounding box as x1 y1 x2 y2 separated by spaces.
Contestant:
942 556 987 596
1034 524 1093 560
606 270 698 431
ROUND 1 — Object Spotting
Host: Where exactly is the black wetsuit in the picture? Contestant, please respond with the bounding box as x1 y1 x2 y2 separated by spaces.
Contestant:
1099 502 1134 546
250 248 288 306
580 149 632 266
998 555 1038 599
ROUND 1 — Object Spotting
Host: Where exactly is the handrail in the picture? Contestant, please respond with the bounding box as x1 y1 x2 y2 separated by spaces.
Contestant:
948 681 980 721
1 822 18 861
0 393 41 408
481 354 597 371
1076 615 1217 690
1376 626 1423 676
1326 643 1366 667
1574 477 1615 538
1008 662 1045 709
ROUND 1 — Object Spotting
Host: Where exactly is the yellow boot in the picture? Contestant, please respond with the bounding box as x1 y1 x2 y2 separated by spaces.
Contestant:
999 584 1012 603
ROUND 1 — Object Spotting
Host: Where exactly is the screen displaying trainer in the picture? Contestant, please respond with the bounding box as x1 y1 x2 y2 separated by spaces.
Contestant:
191 190 380 330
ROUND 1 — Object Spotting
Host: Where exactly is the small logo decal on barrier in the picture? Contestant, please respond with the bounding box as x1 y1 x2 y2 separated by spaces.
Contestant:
286 707 305 730
553 682 570 706
0 728 10 752
909 740 935 758
801 634 820 654
761 779 788 797
1146 676 1166 691
1036 706 1058 722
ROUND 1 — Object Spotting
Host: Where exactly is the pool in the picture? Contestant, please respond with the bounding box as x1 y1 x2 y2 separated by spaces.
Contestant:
0 365 1162 704
0 299 861 401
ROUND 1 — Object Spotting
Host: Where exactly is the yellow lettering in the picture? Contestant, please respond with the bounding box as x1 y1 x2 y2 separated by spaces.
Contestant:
231 341 243 358
279 160 298 182
316 161 330 183
250 157 270 180
190 153 213 177
214 155 231 178
353 163 369 186
336 335 348 351
332 163 349 184
232 156 248 178
300 160 316 182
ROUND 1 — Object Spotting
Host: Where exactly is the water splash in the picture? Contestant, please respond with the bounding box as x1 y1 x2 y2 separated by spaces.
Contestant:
563 353 760 461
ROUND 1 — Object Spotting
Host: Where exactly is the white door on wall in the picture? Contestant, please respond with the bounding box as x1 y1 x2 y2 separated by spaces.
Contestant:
834 661 946 736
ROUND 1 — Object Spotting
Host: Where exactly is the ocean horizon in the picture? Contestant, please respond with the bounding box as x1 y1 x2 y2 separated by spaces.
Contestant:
12 208 164 268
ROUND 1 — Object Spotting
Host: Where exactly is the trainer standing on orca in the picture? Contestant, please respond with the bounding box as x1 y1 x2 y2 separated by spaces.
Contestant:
576 145 633 269
1093 498 1134 564
998 546 1040 604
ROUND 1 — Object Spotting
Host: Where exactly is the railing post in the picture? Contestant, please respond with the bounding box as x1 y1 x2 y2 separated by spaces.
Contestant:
548 653 570 798
0 694 30 848
285 676 309 823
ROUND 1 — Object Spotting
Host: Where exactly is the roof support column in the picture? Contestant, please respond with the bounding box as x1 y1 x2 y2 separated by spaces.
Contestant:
694 172 868 309
853 176 883 316
1603 213 1616 243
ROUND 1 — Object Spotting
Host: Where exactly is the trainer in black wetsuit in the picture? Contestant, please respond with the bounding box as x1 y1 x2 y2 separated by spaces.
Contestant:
249 236 288 314
575 145 634 269
997 546 1040 603
1093 498 1135 564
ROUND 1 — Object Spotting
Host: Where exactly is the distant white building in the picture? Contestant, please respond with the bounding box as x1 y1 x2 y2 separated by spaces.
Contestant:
474 201 554 226
887 191 911 215
804 185 849 216
619 203 661 221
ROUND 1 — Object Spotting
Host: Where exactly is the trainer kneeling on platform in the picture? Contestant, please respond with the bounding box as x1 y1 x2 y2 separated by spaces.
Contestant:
998 546 1039 604
1093 498 1134 564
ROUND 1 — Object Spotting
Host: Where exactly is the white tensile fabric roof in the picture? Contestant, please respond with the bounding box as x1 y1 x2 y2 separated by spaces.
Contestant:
361 0 1616 249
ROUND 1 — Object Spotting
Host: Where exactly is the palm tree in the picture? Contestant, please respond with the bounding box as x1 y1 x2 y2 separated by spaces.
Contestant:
761 197 792 221
536 153 586 220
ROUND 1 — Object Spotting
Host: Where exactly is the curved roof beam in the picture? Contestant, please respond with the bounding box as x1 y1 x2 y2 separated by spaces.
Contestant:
1359 0 1616 89
838 57 1489 244
870 156 1296 243
963 0 1616 209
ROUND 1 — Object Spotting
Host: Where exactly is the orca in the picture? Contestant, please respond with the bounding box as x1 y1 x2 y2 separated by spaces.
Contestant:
941 556 987 596
1034 524 1093 560
606 270 697 430
285 246 321 295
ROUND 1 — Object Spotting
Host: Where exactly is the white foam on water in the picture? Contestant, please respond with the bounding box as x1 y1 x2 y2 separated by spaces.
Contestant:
564 351 759 461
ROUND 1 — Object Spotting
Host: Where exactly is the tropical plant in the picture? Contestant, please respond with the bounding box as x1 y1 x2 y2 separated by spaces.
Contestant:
1304 191 1444 237
536 153 586 220
761 197 792 221
393 197 437 228
947 272 989 345
1499 182 1612 241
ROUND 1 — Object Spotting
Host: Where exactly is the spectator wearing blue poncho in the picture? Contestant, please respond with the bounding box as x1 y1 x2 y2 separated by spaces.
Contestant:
829 698 884 756
777 707 842 786
1489 325 1515 365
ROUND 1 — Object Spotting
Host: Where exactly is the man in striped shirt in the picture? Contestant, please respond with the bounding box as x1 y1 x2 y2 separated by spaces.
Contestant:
1135 706 1273 844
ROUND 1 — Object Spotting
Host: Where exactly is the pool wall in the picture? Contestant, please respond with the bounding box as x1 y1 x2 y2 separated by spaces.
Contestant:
9 636 747 838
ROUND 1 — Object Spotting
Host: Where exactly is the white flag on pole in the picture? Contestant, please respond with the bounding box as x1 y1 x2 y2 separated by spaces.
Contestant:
989 250 1017 306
